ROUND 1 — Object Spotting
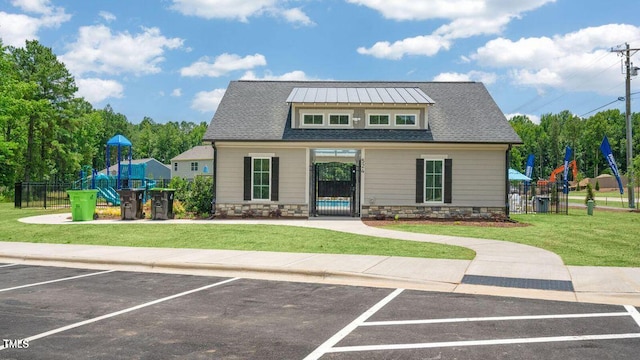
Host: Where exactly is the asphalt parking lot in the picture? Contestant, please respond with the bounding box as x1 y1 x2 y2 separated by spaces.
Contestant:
1 263 640 359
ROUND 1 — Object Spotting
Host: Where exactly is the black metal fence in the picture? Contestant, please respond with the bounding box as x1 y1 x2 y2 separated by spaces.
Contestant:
14 179 172 209
508 180 568 215
312 162 359 217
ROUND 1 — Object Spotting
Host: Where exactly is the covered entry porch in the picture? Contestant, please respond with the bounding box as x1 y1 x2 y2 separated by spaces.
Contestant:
309 149 361 217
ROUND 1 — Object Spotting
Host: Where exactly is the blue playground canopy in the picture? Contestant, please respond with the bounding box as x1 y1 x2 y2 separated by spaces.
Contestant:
106 134 132 189
107 134 132 146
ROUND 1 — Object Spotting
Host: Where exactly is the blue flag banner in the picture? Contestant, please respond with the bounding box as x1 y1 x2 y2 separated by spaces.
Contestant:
600 136 624 194
525 154 535 179
563 146 572 194
524 154 534 192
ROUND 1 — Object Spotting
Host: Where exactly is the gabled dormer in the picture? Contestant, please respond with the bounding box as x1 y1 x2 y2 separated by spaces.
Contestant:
286 87 434 130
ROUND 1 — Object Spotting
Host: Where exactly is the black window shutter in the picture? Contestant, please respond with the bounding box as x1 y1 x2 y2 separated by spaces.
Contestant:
444 159 452 204
415 159 424 203
243 157 251 201
271 157 279 201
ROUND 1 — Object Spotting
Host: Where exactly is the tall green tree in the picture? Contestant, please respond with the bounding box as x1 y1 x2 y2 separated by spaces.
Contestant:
9 40 78 182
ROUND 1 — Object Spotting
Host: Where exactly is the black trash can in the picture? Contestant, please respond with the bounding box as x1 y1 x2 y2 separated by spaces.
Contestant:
117 189 145 220
150 188 175 220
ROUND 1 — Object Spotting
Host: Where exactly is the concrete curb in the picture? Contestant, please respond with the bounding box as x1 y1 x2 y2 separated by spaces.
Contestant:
0 253 458 292
4 253 640 306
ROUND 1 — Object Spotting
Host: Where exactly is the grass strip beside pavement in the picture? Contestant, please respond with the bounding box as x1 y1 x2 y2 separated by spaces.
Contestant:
382 208 640 267
0 203 474 260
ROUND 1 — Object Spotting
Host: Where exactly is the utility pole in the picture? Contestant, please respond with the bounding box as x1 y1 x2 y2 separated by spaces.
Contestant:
611 43 639 208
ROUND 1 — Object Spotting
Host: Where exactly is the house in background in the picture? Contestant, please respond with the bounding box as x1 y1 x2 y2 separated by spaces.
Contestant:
171 145 214 180
203 80 522 219
100 158 170 180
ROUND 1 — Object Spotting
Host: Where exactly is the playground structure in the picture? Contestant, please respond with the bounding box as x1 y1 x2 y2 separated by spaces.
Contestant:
76 134 156 205
537 160 578 187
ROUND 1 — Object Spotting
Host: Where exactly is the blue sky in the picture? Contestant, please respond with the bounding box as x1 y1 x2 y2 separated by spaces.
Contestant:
1 0 639 124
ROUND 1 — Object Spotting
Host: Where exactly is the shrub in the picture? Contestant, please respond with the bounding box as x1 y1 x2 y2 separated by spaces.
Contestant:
172 199 186 217
184 176 214 216
595 180 600 191
168 176 190 202
585 183 596 205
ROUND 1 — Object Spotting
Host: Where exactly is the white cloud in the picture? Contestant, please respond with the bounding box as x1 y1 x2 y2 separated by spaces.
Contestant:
471 24 640 94
180 53 267 77
0 1 70 47
99 11 116 22
506 113 541 124
280 8 315 27
357 35 450 60
171 88 182 97
191 88 226 113
170 0 313 26
346 0 555 22
11 0 53 14
353 0 556 60
60 25 183 76
0 12 41 46
75 78 124 103
433 71 497 84
240 70 318 81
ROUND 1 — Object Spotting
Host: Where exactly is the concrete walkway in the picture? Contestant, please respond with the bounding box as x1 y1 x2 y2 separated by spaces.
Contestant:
2 213 639 306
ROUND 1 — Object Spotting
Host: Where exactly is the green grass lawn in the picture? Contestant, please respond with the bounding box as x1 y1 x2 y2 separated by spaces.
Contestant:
383 208 640 267
0 203 474 260
568 189 639 209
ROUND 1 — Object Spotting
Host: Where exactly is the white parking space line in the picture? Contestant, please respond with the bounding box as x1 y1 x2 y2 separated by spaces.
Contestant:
308 295 640 357
0 264 18 268
303 288 404 360
0 277 240 351
625 305 640 327
362 312 631 326
0 270 116 293
328 333 640 353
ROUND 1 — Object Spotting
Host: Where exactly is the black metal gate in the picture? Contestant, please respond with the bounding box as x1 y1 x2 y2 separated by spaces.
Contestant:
311 162 359 216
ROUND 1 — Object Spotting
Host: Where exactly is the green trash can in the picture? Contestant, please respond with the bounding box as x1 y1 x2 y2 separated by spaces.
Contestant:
67 190 98 221
117 189 145 220
587 199 595 216
150 188 175 220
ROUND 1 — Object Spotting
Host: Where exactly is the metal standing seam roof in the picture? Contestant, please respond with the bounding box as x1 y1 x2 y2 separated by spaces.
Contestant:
286 87 434 104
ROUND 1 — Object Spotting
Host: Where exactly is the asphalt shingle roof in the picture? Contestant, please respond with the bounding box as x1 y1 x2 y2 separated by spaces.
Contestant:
171 145 214 161
204 81 522 144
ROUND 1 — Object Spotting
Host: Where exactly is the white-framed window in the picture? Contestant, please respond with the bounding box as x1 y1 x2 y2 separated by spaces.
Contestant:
329 114 350 126
252 157 271 200
298 109 354 128
396 114 417 126
302 114 323 126
424 159 444 203
190 162 198 171
173 162 178 171
368 114 390 126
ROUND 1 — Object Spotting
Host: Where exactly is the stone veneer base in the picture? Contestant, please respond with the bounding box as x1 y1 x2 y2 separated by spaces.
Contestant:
215 203 309 218
215 203 506 220
361 205 507 220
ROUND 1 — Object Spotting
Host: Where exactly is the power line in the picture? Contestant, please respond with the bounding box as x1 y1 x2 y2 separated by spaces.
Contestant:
579 98 623 117
508 51 617 114
579 91 640 117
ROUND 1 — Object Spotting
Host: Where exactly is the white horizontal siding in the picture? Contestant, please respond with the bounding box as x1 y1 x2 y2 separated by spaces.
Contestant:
363 148 506 207
171 160 214 180
217 147 307 204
